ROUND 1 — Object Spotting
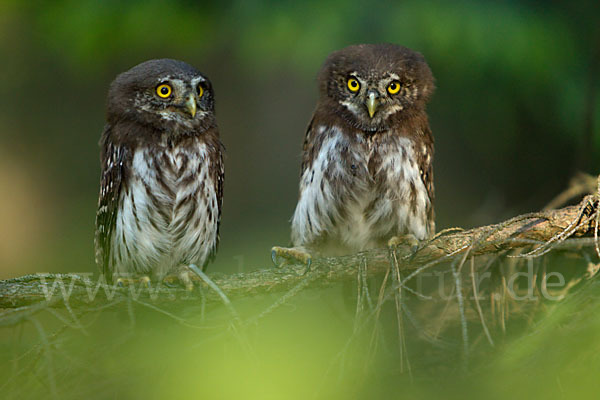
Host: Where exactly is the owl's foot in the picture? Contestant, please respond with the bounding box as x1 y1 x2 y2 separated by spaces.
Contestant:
387 234 420 251
115 275 152 288
163 264 203 291
271 246 312 273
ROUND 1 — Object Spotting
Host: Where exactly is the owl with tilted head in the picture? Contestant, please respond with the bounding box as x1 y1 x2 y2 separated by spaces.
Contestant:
273 44 435 267
94 59 224 289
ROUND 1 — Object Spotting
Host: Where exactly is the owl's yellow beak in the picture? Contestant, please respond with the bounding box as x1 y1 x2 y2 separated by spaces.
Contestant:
184 94 197 118
366 91 378 118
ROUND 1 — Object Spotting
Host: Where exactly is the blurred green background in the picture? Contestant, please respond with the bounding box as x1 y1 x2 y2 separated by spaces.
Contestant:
1 1 600 399
0 0 598 278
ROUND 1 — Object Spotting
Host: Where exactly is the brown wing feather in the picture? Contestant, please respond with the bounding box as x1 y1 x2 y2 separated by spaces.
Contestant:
94 126 128 279
299 116 322 180
418 126 435 235
205 141 225 268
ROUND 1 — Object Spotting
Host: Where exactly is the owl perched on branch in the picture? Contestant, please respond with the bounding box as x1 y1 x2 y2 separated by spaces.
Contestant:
273 44 435 267
94 59 224 289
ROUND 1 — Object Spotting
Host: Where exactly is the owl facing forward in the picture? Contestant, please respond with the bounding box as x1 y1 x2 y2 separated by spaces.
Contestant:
94 59 224 288
273 44 435 266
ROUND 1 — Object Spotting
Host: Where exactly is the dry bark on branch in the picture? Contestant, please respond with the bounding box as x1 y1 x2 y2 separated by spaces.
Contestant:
0 194 598 316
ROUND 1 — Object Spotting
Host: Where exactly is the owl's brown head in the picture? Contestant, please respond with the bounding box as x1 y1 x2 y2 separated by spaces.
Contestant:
318 44 435 132
107 59 215 134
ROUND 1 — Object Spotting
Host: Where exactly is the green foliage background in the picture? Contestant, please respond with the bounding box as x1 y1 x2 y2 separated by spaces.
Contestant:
0 1 599 399
0 0 598 278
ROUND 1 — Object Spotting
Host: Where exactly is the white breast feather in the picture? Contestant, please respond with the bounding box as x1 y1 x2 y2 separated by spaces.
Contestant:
292 126 430 254
291 126 339 245
111 143 218 277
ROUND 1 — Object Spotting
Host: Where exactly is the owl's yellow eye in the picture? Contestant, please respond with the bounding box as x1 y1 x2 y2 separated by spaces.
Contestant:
156 84 172 98
347 78 360 92
387 81 401 95
197 85 204 98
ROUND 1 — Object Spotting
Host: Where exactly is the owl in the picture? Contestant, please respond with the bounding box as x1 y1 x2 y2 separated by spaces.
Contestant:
273 44 435 267
94 59 224 289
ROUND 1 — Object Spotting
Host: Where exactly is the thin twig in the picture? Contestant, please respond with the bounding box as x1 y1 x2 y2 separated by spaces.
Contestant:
391 248 412 377
471 257 494 347
519 196 595 257
247 272 317 324
131 298 215 330
27 316 58 400
451 257 469 371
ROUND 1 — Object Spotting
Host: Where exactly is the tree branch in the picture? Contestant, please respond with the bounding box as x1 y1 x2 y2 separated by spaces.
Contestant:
0 194 598 315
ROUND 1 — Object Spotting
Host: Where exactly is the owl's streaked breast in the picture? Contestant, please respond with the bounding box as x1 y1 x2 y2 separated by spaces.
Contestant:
110 140 219 277
291 125 430 254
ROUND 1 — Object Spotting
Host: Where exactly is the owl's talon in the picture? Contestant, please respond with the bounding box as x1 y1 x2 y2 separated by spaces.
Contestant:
388 235 422 260
388 234 419 249
271 246 312 270
271 249 280 267
114 276 152 288
179 271 194 291
140 276 151 289
162 265 200 291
